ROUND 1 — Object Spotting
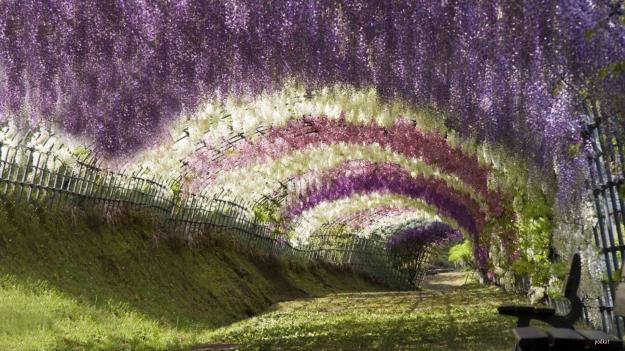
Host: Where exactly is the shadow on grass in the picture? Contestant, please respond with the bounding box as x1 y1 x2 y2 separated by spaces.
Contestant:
203 280 527 351
0 200 386 350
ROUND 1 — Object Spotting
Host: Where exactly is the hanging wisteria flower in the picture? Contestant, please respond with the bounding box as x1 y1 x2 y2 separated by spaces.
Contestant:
185 115 491 200
2 1 623 215
387 222 462 247
291 192 455 245
207 141 493 211
284 161 486 234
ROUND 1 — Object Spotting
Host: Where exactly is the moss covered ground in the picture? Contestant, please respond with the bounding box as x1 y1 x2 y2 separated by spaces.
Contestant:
0 201 381 350
0 200 530 351
203 272 527 350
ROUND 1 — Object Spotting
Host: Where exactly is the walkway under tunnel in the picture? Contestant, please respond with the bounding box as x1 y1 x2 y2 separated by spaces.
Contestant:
1 1 625 349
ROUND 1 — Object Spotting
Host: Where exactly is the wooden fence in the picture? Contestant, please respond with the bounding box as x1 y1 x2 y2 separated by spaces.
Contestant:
0 137 413 289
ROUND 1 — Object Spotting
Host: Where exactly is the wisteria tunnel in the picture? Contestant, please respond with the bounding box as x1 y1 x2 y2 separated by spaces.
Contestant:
1 1 625 350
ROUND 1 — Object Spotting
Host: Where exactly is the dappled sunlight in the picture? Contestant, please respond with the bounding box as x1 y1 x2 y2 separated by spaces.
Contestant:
422 272 475 291
202 275 526 350
1 1 624 349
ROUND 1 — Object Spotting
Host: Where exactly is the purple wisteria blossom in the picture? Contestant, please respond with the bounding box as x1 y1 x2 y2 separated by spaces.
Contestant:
387 221 462 247
284 161 486 234
186 115 496 206
1 1 623 210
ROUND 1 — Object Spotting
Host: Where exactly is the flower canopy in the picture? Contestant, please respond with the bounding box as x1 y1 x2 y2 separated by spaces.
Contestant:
1 1 624 283
387 222 462 247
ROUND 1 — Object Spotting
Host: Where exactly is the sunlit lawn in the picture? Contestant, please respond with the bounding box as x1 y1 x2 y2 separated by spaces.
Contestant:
0 271 527 351
204 274 526 351
0 276 199 351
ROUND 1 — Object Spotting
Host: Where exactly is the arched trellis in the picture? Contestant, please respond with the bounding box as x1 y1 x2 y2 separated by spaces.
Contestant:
286 192 462 241
239 165 477 284
181 115 494 205
280 161 487 233
274 186 476 284
173 112 506 274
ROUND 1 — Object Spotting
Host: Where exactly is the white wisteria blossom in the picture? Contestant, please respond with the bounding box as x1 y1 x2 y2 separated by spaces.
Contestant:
104 84 482 179
209 142 488 210
360 213 433 239
293 192 466 246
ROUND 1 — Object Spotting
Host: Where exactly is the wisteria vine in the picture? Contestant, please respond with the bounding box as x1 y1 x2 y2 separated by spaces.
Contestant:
185 115 491 200
387 222 463 247
284 161 485 234
1 1 624 208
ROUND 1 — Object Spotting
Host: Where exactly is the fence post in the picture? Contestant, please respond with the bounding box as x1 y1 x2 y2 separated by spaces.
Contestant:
26 150 42 202
0 142 8 196
34 151 51 203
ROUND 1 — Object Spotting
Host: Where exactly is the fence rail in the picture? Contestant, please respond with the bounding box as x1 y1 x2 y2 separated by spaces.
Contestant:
0 138 414 290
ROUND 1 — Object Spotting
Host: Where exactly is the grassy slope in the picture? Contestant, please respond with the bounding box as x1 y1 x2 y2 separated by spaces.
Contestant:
204 275 528 351
0 201 382 351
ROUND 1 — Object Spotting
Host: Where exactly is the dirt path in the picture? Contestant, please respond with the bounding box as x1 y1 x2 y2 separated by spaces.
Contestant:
421 271 474 291
199 272 523 351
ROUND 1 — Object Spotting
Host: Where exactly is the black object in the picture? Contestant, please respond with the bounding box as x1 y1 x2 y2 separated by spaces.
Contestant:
502 253 624 350
513 327 550 351
546 327 586 349
499 253 582 328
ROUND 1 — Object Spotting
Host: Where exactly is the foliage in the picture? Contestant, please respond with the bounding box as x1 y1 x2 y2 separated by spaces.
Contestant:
252 200 285 235
510 189 558 288
252 203 272 223
170 179 181 197
448 240 473 266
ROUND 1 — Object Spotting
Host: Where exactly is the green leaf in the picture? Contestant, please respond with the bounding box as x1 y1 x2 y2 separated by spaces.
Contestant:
448 240 473 264
567 143 581 158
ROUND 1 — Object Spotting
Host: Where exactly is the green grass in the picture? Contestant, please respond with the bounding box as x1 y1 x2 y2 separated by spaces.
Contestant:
0 275 196 350
202 281 527 351
0 199 531 351
0 200 383 350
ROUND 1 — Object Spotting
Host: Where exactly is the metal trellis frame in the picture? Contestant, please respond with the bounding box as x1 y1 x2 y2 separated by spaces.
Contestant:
582 103 625 338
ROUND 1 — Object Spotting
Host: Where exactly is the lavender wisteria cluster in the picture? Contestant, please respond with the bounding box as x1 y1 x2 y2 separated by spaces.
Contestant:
387 222 463 247
1 1 624 209
284 161 485 235
185 115 493 203
336 206 418 231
